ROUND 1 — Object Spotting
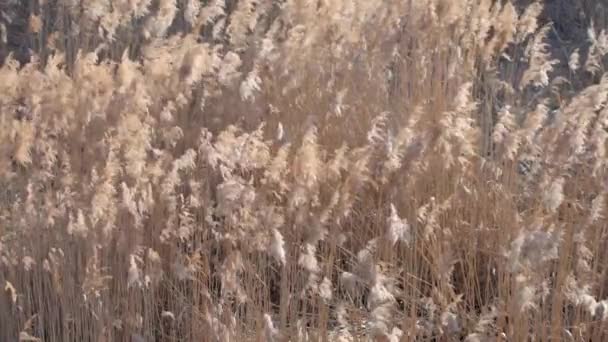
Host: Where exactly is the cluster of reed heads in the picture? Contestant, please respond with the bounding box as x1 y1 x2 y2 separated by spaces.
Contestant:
1 0 608 341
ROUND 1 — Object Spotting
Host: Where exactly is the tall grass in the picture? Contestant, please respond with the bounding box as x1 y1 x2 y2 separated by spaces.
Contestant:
1 0 608 341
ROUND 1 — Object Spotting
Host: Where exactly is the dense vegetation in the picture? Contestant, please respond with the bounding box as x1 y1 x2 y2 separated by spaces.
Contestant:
2 0 608 341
